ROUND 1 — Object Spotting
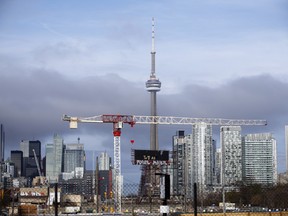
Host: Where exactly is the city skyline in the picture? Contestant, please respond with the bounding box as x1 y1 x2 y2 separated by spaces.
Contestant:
1 121 286 184
0 0 287 182
6 127 280 182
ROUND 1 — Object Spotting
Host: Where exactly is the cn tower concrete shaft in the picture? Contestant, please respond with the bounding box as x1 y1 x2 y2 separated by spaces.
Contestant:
150 91 158 150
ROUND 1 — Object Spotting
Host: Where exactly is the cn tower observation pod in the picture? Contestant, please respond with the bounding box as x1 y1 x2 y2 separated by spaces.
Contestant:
146 78 161 92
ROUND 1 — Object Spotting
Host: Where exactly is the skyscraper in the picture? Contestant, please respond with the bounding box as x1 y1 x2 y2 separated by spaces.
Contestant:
19 140 41 180
10 150 23 177
146 18 161 151
20 140 29 158
64 143 86 178
191 123 213 187
220 126 242 186
172 130 188 196
46 134 64 183
242 133 277 185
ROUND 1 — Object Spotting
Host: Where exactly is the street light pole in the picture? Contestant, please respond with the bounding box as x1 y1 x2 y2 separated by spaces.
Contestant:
156 173 170 216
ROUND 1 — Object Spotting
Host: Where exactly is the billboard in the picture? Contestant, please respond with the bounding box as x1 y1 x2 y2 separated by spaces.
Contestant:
132 149 170 165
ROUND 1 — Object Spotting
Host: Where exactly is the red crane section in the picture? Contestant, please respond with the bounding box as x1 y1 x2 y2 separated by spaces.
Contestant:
102 114 135 126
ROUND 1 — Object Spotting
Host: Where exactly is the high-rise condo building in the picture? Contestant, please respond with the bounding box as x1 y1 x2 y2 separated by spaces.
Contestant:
172 125 214 197
192 123 214 188
46 134 64 183
220 126 242 186
242 133 277 185
172 130 189 196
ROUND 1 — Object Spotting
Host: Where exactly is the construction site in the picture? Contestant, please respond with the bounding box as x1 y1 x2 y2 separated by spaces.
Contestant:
1 18 287 216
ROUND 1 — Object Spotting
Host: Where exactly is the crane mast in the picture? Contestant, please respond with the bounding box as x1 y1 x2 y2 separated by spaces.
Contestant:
62 114 267 213
33 149 43 186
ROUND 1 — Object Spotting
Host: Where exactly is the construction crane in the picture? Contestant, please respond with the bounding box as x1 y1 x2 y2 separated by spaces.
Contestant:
32 149 44 186
62 114 267 212
63 114 267 126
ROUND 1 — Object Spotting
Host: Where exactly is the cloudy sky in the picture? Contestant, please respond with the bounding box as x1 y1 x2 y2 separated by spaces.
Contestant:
0 0 287 183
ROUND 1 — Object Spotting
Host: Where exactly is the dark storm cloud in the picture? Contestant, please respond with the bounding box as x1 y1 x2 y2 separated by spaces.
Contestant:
160 74 287 122
1 66 287 171
0 67 147 151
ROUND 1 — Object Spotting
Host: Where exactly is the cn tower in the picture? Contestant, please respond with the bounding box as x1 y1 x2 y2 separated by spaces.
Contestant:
146 18 161 151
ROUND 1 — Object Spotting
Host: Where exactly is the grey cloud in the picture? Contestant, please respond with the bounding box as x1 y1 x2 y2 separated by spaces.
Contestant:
0 68 148 151
160 74 287 120
1 68 287 172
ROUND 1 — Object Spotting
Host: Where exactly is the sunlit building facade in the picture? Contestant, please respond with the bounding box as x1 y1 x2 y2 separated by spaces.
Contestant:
242 133 277 185
191 123 214 188
220 126 242 186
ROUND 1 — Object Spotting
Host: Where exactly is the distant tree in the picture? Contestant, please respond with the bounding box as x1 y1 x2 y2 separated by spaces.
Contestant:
267 184 288 209
195 183 288 209
251 194 263 206
203 191 222 206
226 190 241 204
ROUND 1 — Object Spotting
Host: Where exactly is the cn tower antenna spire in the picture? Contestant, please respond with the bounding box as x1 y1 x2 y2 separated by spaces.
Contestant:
146 17 161 150
152 17 155 54
150 17 156 78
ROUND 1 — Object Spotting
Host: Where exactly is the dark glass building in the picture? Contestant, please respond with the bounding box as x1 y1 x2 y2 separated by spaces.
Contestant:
10 150 23 177
20 140 42 185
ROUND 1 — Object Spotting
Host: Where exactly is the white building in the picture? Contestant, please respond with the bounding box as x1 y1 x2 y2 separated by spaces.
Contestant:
191 123 213 187
99 152 111 171
242 133 277 185
220 126 242 186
